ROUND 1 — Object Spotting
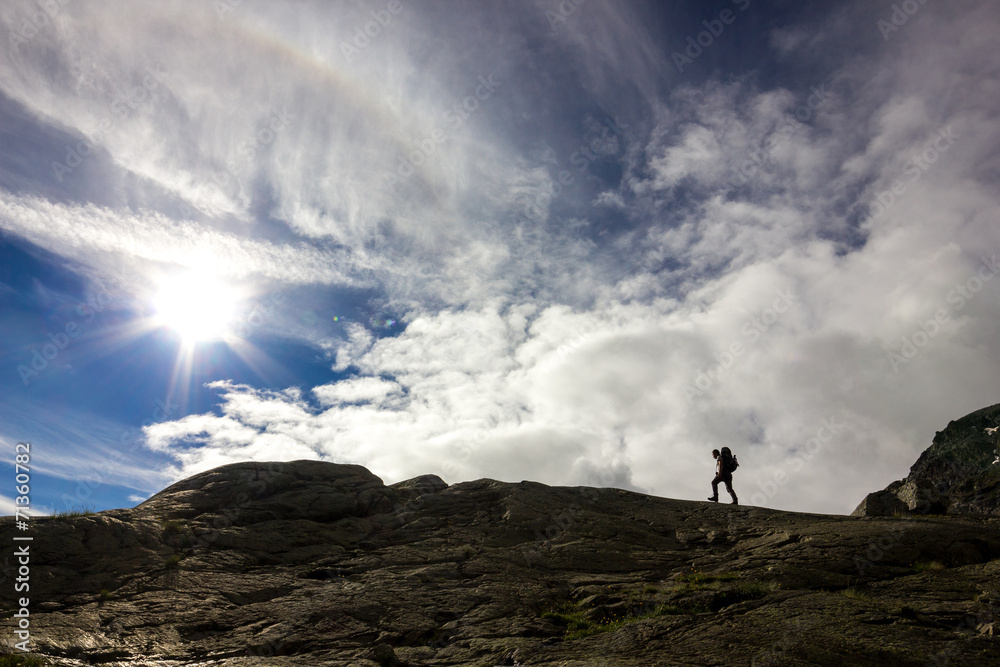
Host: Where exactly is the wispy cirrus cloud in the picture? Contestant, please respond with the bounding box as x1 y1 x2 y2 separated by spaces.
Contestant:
3 0 1000 516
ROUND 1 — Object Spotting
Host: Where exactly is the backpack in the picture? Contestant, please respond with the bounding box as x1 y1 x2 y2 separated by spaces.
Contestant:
720 447 739 473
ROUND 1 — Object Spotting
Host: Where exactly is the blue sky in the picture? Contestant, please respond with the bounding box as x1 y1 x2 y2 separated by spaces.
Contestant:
2 0 999 516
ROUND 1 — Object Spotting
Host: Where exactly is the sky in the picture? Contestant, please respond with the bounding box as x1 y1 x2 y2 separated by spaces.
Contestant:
1 0 999 517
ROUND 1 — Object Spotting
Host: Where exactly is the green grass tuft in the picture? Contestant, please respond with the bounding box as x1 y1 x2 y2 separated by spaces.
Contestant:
841 587 874 602
161 520 184 535
911 560 946 573
164 554 184 569
52 505 95 518
675 570 738 585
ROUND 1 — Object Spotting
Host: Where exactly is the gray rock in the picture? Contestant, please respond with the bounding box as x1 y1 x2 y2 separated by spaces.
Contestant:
853 403 1000 516
1 441 999 665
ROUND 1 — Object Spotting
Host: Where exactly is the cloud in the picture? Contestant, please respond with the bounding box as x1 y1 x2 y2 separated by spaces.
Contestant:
4 0 1000 516
0 195 370 288
313 377 404 406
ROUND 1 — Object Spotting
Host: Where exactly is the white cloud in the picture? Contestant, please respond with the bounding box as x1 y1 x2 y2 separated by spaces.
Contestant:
5 0 1000 516
313 377 403 406
0 195 369 287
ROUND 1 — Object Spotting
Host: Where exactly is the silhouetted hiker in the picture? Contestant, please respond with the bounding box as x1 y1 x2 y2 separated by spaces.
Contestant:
708 448 738 505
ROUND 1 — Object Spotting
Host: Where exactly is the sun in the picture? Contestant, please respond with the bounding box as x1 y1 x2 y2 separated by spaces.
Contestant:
152 271 240 343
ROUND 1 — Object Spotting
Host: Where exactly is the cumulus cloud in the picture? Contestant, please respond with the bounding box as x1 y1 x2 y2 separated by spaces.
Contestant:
4 0 1000 515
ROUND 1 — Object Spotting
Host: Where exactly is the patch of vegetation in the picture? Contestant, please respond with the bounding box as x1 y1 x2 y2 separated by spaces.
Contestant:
164 554 184 569
911 560 946 573
161 520 184 535
541 605 592 636
0 654 51 666
675 569 738 585
98 587 114 602
542 572 776 640
543 600 691 640
841 587 874 602
161 520 192 548
52 506 95 518
707 581 781 611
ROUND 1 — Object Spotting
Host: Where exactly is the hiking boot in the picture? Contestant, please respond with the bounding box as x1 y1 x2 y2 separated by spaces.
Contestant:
707 496 718 502
731 499 739 505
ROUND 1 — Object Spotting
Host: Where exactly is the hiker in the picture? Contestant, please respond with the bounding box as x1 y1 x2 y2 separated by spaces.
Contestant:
708 448 738 505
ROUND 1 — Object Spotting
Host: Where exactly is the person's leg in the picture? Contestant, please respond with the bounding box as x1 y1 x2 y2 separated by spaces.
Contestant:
724 475 738 504
709 475 720 501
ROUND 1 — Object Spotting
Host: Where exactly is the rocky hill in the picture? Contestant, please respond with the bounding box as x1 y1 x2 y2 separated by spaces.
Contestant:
854 402 1000 517
1 422 999 665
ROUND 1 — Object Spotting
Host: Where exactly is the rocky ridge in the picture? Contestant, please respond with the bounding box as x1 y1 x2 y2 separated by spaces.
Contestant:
0 410 998 665
853 402 1000 517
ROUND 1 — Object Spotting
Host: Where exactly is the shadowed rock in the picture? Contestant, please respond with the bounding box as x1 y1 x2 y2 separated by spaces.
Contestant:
854 402 1000 517
1 439 999 665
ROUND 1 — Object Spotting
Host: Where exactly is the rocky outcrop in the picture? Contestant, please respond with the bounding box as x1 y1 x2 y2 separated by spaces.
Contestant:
1 457 999 665
854 403 1000 517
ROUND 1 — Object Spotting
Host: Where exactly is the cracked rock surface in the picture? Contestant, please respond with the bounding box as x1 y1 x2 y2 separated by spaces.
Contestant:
1 452 999 665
